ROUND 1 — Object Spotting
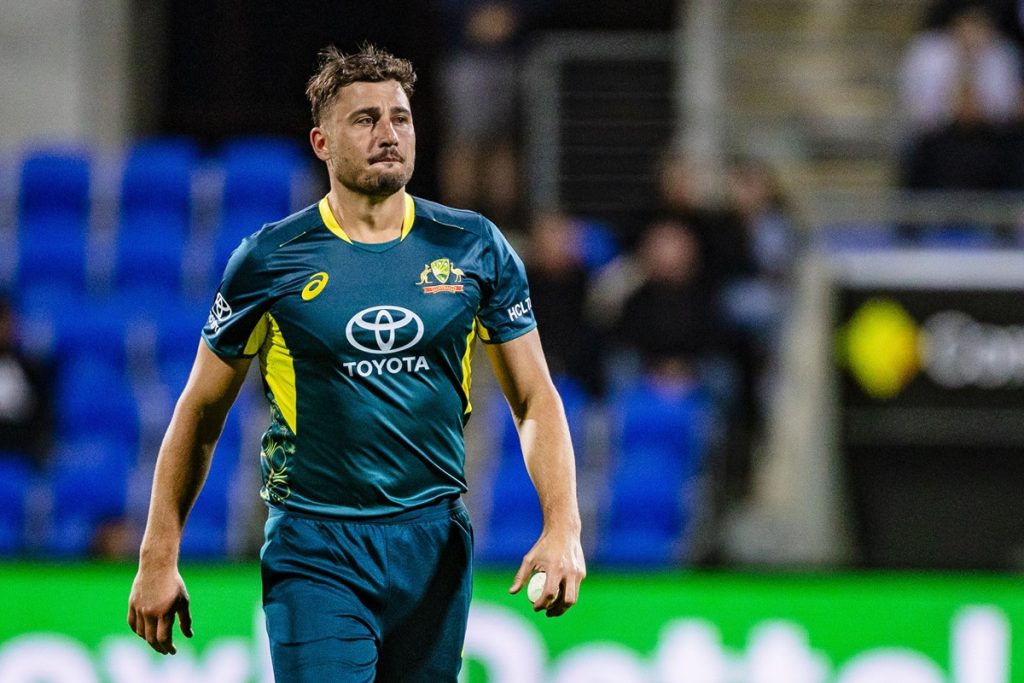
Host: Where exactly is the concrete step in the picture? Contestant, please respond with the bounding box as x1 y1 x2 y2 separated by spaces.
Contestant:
721 0 931 192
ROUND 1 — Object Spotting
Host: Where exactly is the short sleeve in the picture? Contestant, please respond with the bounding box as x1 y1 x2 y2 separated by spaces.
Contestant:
202 237 271 358
475 219 537 344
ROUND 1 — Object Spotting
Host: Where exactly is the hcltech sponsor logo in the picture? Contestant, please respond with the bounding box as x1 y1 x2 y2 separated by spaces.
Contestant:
207 292 233 334
508 297 532 322
839 298 1024 398
343 305 430 377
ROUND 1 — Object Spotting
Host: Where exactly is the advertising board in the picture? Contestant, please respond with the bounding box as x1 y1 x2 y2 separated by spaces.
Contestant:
1 564 1021 682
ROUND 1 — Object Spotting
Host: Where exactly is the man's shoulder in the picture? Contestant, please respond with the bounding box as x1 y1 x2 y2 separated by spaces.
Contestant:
223 202 323 275
250 202 324 251
412 196 492 237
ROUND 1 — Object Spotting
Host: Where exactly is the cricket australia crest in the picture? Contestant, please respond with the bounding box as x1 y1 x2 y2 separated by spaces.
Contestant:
417 257 466 293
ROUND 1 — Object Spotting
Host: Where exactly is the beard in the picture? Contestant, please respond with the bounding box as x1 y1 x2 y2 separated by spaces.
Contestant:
336 158 415 198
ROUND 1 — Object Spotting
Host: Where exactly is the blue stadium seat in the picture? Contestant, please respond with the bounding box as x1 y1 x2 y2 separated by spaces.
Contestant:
51 297 131 371
491 375 587 467
56 357 140 447
475 375 588 565
17 281 85 346
120 136 198 227
476 456 541 566
158 354 196 396
16 148 92 291
179 411 244 559
595 448 692 567
0 455 35 555
214 145 306 270
219 135 304 167
593 379 711 567
113 216 189 293
113 137 199 292
578 219 620 272
17 225 90 293
18 147 91 225
154 300 207 364
43 436 134 557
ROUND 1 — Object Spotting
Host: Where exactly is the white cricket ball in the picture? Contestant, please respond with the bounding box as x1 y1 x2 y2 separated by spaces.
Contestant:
527 571 547 602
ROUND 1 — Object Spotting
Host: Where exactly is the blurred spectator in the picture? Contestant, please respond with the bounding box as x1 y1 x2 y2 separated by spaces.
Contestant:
644 152 752 288
612 220 720 385
524 211 605 396
724 159 801 287
720 160 802 497
0 294 54 468
439 2 525 225
924 0 1024 51
901 77 1016 190
900 4 1022 133
899 73 1024 245
721 159 800 384
524 210 602 397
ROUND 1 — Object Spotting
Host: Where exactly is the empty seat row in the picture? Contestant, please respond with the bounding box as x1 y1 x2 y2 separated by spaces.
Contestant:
7 136 316 298
474 374 715 568
0 401 253 559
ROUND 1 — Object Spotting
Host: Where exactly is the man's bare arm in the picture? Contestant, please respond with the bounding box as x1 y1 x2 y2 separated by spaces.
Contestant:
485 329 586 616
127 341 252 654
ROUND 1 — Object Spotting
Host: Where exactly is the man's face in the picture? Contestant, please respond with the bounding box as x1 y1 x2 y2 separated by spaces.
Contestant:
313 80 416 197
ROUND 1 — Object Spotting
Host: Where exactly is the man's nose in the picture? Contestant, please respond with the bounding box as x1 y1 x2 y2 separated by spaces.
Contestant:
378 120 399 145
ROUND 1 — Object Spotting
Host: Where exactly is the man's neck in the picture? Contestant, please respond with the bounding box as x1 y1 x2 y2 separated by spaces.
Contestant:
326 185 406 244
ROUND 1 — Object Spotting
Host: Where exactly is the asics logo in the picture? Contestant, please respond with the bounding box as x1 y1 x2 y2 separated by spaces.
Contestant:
302 272 329 301
345 306 424 354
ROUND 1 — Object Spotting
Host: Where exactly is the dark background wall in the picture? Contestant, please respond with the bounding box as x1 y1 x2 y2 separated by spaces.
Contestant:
153 0 677 198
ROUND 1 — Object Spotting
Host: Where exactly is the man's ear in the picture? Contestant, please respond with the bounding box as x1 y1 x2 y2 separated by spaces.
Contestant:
310 127 330 161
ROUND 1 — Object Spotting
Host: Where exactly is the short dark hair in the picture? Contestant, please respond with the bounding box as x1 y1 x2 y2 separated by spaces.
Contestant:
305 43 417 125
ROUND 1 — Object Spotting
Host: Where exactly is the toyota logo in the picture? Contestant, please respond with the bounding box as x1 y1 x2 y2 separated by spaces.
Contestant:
345 306 424 354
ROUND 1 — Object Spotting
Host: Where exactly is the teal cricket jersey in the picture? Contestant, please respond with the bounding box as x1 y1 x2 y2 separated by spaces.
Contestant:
201 194 536 518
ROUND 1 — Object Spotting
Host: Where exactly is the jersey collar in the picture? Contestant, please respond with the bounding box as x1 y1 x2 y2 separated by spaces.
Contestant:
318 193 416 244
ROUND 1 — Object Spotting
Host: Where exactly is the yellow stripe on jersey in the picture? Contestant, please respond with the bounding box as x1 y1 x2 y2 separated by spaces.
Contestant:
318 196 352 243
243 314 269 355
400 193 416 240
260 312 298 433
460 320 479 415
318 194 416 243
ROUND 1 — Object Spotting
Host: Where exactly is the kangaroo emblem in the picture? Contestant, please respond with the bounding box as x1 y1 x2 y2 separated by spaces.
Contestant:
416 264 431 285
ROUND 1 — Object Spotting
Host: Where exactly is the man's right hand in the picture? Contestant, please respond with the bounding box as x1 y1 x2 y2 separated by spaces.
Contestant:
127 566 193 655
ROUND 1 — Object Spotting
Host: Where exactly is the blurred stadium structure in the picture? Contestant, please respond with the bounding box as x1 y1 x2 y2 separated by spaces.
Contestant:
1 0 1023 568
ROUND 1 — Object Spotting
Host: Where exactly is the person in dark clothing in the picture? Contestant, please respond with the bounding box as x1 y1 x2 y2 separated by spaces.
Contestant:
902 79 1016 191
644 153 753 290
614 219 719 381
525 211 606 396
0 295 54 467
900 75 1024 243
